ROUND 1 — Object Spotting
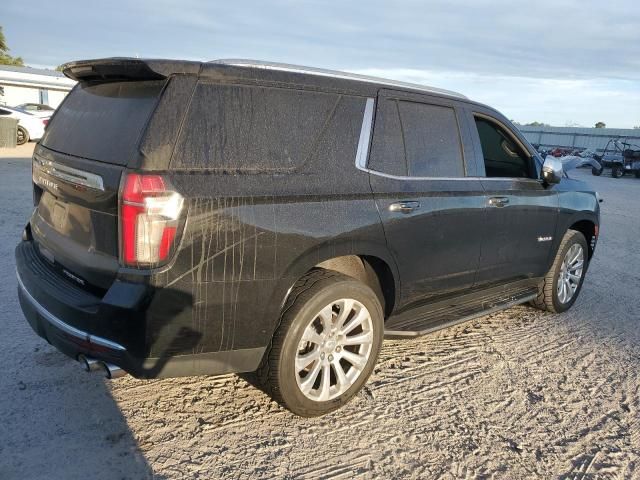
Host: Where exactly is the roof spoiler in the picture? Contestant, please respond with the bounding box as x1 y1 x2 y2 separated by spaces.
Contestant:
61 58 201 82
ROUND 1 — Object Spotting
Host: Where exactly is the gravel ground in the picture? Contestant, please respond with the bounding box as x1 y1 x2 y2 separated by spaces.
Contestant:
0 147 638 479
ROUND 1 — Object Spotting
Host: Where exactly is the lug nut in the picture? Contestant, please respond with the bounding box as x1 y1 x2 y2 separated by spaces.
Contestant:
320 352 325 360
336 345 342 352
328 354 334 361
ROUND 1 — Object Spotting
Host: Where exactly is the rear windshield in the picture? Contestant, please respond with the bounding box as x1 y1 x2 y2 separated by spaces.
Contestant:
41 80 164 165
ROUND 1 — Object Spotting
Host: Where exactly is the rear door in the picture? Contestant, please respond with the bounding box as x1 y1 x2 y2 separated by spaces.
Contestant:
367 90 485 308
464 108 559 285
30 79 168 289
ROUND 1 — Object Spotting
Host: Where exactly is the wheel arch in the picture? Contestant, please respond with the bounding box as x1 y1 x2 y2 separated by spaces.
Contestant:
569 219 597 259
314 255 397 318
275 240 400 322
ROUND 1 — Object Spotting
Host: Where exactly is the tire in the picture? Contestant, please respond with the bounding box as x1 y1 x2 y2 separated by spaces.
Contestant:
634 171 640 179
591 166 603 176
258 269 384 417
611 165 624 178
530 230 589 313
16 126 29 146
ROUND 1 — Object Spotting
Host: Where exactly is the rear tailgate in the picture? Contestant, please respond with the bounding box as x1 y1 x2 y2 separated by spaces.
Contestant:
30 78 166 290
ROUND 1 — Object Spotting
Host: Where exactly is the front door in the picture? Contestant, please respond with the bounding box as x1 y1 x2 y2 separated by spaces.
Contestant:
467 110 559 285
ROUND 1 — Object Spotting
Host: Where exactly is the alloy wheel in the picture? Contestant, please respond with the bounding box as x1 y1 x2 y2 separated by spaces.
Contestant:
557 244 584 304
295 298 374 401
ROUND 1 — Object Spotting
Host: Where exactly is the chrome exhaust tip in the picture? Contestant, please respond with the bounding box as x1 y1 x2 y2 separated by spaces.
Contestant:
102 362 127 379
78 354 101 372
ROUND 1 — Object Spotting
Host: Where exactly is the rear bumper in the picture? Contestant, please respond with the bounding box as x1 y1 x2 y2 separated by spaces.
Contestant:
16 240 265 378
17 268 128 360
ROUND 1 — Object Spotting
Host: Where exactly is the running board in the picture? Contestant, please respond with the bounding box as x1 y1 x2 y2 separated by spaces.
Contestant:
384 281 538 338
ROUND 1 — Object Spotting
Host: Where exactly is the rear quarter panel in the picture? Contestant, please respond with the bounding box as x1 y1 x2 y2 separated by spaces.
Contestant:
146 176 388 357
142 89 391 358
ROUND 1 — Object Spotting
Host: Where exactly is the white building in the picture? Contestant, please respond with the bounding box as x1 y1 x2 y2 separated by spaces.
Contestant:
0 65 76 109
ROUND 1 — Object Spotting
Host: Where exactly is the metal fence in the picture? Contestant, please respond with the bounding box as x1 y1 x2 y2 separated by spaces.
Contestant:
518 126 640 152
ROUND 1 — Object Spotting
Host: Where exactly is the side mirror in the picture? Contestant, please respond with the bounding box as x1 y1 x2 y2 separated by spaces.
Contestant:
541 156 563 185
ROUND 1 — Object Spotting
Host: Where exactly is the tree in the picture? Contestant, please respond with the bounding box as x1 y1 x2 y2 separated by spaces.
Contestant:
0 26 24 66
595 121 606 128
525 121 550 127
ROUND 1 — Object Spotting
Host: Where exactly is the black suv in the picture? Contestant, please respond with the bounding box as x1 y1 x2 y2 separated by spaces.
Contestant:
16 58 599 416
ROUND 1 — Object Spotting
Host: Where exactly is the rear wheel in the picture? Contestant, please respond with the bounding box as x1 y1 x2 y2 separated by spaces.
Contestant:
634 170 640 179
16 126 29 146
611 165 624 178
531 230 588 313
591 166 603 176
258 270 384 416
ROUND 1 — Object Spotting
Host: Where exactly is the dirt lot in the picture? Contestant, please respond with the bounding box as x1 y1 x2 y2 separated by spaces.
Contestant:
1 146 638 479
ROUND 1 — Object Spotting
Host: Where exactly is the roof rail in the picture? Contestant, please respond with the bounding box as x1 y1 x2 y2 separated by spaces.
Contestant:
210 59 467 99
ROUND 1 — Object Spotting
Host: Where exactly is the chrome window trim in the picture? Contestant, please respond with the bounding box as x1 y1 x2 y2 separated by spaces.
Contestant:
33 155 105 192
355 98 375 170
360 167 543 183
16 269 126 352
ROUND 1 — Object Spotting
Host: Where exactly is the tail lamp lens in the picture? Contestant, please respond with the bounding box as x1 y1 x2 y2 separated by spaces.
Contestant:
120 173 184 266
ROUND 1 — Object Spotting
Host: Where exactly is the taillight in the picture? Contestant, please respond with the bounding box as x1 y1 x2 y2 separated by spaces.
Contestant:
42 118 49 127
120 173 184 267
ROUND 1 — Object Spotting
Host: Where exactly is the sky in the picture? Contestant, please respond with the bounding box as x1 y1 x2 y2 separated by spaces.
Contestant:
3 0 639 128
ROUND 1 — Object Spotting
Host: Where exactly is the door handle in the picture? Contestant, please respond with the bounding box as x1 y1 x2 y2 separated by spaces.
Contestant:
488 197 509 208
389 201 420 214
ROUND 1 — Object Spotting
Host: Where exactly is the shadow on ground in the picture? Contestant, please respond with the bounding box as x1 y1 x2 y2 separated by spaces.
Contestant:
0 152 159 480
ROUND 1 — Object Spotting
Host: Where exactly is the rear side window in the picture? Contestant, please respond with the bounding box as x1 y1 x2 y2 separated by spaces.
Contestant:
41 81 164 165
398 101 464 177
172 84 341 171
368 99 406 176
369 99 464 177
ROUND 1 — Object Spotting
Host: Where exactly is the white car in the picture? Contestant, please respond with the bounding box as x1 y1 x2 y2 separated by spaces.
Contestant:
0 106 49 145
14 103 56 119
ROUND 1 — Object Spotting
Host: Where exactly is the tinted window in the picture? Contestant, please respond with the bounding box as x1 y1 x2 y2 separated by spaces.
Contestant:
369 99 464 177
474 117 533 178
369 99 406 176
172 84 341 171
398 101 464 177
41 80 164 165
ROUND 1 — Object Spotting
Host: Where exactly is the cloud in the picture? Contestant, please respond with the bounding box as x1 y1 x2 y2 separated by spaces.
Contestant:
353 68 640 128
2 0 639 126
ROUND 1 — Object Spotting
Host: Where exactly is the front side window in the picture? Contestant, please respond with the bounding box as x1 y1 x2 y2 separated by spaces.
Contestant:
474 117 534 178
369 98 465 178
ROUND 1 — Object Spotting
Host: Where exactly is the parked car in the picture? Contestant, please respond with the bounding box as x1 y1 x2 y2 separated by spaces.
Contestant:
14 103 55 118
16 58 600 416
0 106 49 145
